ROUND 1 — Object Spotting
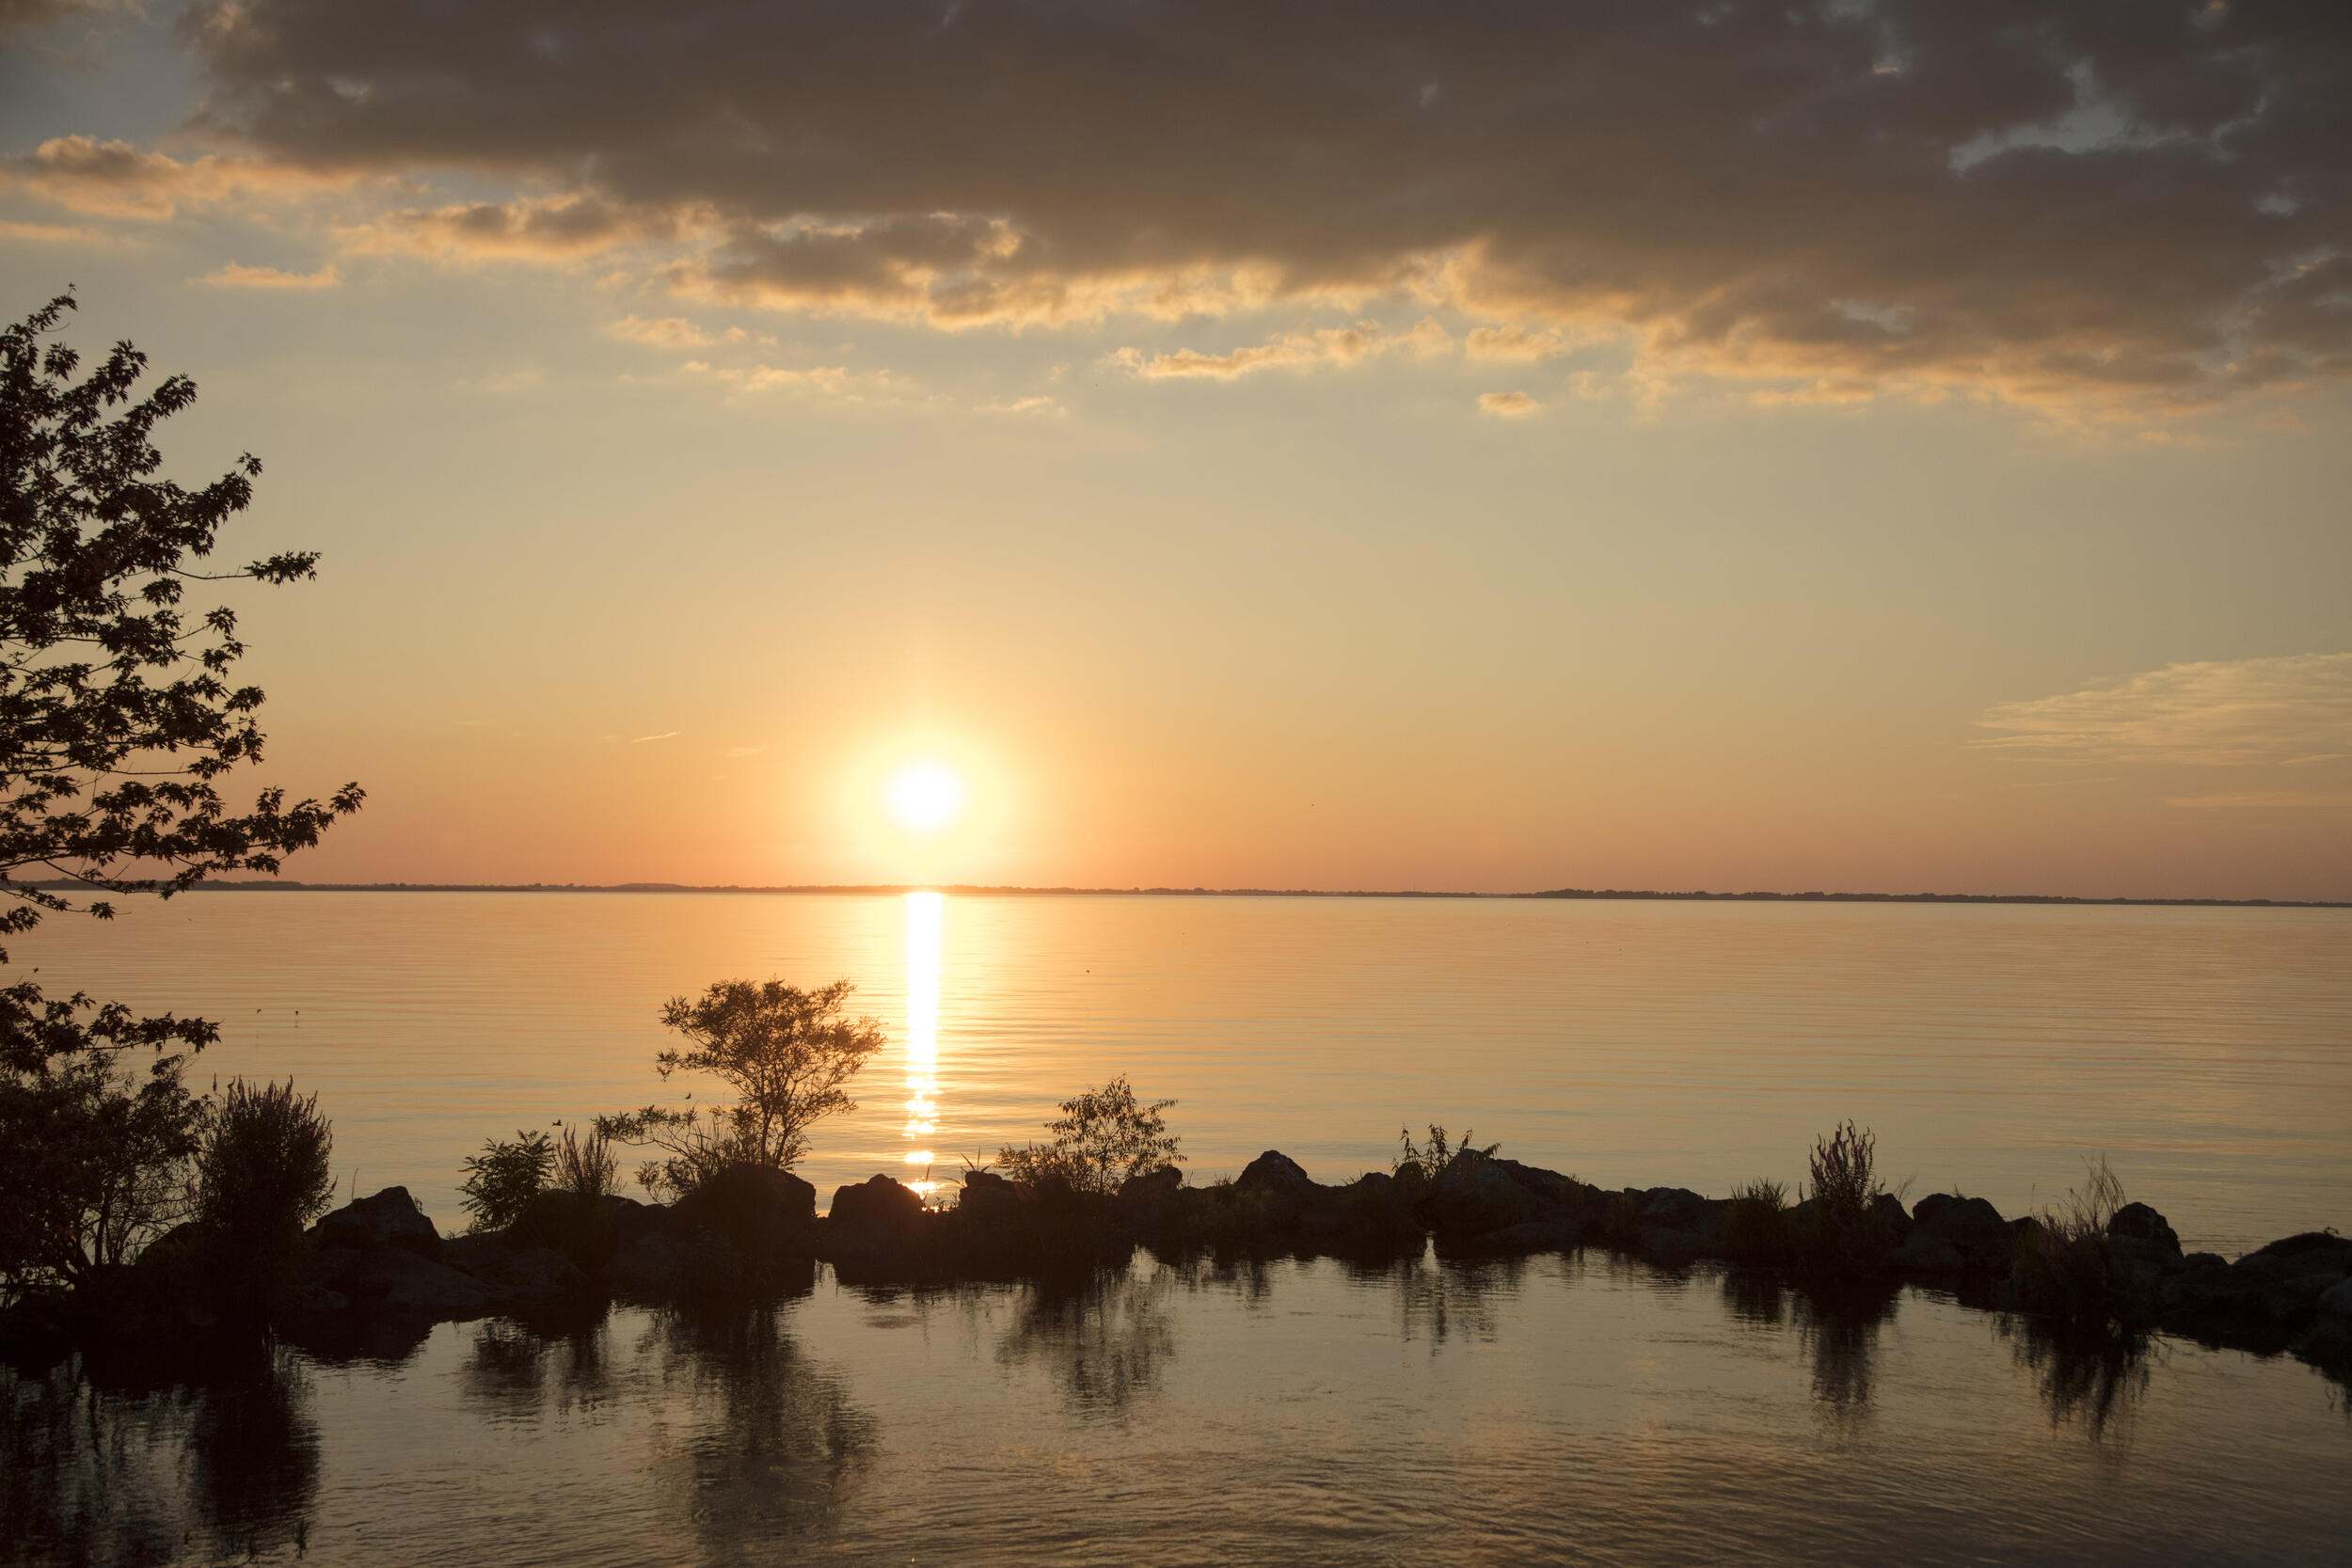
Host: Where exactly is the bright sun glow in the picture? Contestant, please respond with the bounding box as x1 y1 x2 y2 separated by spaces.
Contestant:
885 761 966 834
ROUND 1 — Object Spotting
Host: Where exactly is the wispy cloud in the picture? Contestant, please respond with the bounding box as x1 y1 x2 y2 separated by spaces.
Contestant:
1464 325 1581 362
679 358 910 403
195 261 341 290
604 314 776 349
0 218 106 244
2164 790 2352 812
1476 389 1542 419
2 135 352 219
1975 654 2352 768
1107 317 1450 382
629 730 680 744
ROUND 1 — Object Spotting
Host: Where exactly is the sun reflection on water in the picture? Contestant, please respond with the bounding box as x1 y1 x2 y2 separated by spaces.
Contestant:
902 891 943 1198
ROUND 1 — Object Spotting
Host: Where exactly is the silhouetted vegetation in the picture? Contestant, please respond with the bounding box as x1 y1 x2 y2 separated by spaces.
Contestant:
461 1130 556 1233
0 292 356 1304
555 1122 617 1202
997 1075 1183 1196
1719 1178 1792 1264
1796 1119 1901 1275
191 1079 335 1243
2009 1156 2142 1335
0 1047 202 1297
596 978 883 1197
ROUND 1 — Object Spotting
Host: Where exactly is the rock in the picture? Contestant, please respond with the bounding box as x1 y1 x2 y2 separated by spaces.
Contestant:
1118 1165 1184 1205
673 1164 817 1257
1638 1187 1710 1228
825 1174 929 1260
1426 1154 1548 1238
2160 1234 2352 1347
441 1234 591 1309
2108 1202 2183 1259
313 1246 491 1318
2321 1276 2352 1323
1887 1232 1965 1275
1896 1194 2013 1276
313 1187 442 1256
1235 1150 1316 1196
135 1221 210 1273
960 1168 1020 1221
1492 1159 1592 1209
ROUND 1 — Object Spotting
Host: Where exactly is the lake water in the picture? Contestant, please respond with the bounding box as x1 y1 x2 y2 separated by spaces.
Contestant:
9 892 2352 1563
8 1254 2351 1566
14 892 2349 1251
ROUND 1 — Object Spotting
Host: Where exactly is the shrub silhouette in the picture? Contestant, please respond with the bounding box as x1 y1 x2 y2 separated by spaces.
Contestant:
1720 1178 1792 1263
554 1123 617 1202
1798 1121 1898 1275
190 1079 334 1315
461 1130 555 1233
2010 1155 2140 1335
998 1076 1183 1196
597 979 884 1198
192 1080 336 1243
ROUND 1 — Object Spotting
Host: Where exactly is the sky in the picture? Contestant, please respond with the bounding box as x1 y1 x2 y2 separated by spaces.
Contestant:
3 1 2348 899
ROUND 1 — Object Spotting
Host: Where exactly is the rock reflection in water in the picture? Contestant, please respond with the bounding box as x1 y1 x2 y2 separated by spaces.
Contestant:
3 1344 319 1564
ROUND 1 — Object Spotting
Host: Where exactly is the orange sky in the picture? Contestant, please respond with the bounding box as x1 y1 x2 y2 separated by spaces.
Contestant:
5 3 2349 899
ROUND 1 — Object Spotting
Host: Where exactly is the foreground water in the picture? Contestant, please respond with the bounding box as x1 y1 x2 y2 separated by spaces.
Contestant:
15 892 2350 1251
8 1250 2350 1566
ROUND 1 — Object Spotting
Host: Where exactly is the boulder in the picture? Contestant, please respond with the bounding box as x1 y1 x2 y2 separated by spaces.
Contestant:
2160 1234 2352 1347
1492 1159 1593 1209
312 1246 491 1318
673 1164 818 1256
313 1187 442 1256
960 1168 1020 1220
1118 1165 1184 1206
1426 1154 1548 1238
825 1174 929 1259
1894 1195 2013 1276
441 1234 592 1310
2108 1202 2183 1259
1235 1150 1316 1196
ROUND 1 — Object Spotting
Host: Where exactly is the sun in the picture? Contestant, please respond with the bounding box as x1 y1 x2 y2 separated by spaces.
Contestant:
885 760 966 834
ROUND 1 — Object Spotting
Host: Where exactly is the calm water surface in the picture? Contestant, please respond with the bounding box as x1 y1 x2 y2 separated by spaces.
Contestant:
11 893 2352 1563
7 1253 2350 1566
16 892 2349 1250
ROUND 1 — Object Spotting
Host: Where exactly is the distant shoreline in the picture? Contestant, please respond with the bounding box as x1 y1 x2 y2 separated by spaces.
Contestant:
31 879 2349 910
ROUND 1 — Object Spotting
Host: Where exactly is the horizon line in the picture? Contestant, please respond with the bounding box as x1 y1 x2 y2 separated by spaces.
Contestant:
39 879 2350 910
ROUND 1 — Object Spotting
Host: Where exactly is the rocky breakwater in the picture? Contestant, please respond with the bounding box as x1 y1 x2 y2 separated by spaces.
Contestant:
10 1149 2347 1389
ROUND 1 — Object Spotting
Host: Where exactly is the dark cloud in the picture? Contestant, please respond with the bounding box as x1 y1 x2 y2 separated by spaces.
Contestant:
145 1 2352 406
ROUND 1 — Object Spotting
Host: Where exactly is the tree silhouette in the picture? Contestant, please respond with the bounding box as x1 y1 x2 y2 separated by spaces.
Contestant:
0 291 361 1292
597 978 885 1196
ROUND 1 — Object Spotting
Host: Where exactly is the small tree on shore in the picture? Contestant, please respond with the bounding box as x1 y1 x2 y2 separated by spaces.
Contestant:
596 978 884 1198
0 292 360 1299
999 1076 1183 1196
460 1130 555 1233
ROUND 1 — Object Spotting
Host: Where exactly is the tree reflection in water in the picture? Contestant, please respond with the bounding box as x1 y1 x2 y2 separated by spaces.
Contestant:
1997 1314 2154 1444
2 1345 320 1564
461 1315 616 1421
639 1300 877 1557
1722 1269 1899 1434
1375 1243 1521 1350
994 1263 1179 1419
